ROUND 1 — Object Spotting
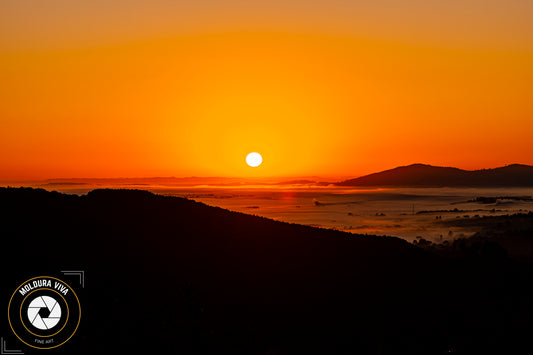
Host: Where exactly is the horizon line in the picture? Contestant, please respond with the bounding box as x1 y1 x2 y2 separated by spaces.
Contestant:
1 162 531 184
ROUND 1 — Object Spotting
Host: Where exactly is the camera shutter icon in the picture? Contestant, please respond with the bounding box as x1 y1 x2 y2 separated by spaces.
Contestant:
27 296 62 330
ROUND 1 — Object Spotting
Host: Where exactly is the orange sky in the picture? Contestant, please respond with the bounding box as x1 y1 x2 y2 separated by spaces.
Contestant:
1 0 532 180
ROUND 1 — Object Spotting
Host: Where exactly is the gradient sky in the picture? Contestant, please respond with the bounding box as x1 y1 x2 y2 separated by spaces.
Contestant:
1 0 532 180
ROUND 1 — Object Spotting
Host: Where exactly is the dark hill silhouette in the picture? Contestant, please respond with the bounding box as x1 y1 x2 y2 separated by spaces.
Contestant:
337 163 533 187
1 187 532 354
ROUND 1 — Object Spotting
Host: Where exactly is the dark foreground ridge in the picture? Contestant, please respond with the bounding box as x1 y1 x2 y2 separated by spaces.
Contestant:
337 163 533 187
1 187 532 354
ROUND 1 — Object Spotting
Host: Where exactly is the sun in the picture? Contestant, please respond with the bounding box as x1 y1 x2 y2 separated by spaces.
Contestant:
246 152 263 167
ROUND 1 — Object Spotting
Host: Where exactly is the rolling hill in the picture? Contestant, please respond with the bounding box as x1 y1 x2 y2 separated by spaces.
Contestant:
0 187 531 353
337 163 533 187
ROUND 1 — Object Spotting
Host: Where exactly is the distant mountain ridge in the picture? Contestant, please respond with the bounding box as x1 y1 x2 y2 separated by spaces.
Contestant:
337 163 533 187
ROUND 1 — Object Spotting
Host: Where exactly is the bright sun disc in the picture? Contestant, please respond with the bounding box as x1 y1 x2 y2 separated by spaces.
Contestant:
246 152 262 167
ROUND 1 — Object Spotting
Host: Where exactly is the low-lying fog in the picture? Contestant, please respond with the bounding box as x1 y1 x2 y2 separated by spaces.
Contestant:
15 181 533 243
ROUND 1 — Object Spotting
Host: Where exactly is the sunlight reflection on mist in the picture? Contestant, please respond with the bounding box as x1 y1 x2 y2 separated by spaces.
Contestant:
21 181 533 243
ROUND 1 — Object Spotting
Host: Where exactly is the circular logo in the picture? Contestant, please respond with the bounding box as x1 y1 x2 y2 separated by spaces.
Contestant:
8 276 81 350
